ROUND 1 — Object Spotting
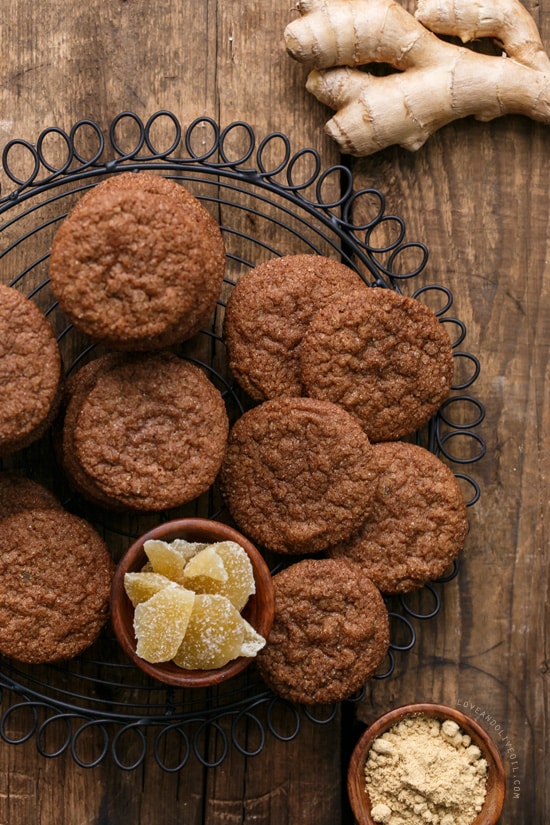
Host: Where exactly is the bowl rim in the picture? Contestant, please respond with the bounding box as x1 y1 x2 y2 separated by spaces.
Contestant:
347 701 506 825
110 517 275 688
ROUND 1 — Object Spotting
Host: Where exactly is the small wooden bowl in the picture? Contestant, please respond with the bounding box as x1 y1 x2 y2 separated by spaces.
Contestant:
348 702 506 825
110 517 274 688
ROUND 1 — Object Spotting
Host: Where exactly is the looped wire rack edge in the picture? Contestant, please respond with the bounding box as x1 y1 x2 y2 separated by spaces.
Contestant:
0 111 486 769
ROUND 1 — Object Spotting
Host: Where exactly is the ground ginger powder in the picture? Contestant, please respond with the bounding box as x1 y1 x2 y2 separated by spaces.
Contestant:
364 713 488 825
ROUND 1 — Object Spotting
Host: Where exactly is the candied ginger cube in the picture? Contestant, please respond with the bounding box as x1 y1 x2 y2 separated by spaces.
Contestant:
182 545 228 584
134 584 195 663
183 540 255 611
169 539 208 562
240 617 266 657
172 594 245 670
214 541 256 610
124 571 173 606
143 539 187 583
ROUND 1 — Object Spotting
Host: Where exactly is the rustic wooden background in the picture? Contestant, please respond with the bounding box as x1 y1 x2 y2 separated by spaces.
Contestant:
0 1 548 823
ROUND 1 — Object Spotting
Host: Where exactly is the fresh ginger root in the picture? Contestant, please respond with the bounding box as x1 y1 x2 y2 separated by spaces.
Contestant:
284 0 550 156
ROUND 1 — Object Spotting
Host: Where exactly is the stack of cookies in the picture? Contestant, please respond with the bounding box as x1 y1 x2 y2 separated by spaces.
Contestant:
0 474 114 664
56 351 229 512
0 284 63 456
49 172 226 351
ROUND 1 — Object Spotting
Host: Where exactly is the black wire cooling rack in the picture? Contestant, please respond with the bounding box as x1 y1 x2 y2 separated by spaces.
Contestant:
0 111 486 770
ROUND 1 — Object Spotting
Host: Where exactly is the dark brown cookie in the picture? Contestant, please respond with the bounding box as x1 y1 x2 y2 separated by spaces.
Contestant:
49 172 226 350
256 558 390 705
0 473 62 519
219 396 377 554
70 172 226 342
66 352 229 511
0 284 63 456
327 441 469 593
299 288 454 442
223 254 368 400
0 508 114 663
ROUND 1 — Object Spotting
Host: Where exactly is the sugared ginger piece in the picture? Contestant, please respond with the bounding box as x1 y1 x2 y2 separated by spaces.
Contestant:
183 541 256 612
134 585 195 663
124 571 174 606
172 594 246 670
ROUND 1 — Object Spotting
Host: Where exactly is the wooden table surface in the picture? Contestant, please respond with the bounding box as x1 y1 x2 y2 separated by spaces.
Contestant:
0 1 548 823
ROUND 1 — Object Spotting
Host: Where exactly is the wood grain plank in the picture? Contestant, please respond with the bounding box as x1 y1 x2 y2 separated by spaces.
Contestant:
203 710 343 825
351 112 550 825
0 0 215 142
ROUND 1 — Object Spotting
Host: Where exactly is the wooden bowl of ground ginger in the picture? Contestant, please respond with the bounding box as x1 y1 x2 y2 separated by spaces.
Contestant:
348 702 505 825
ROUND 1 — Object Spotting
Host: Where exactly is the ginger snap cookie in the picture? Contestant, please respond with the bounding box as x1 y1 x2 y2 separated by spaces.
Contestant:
219 396 377 554
69 172 226 342
299 287 454 442
0 472 62 520
327 441 469 593
49 172 226 350
0 284 63 456
223 254 367 400
60 352 229 512
256 558 390 705
0 508 114 663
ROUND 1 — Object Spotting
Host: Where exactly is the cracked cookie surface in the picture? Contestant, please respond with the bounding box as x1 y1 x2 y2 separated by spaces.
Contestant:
49 172 225 350
256 558 389 704
328 441 469 593
299 288 454 441
0 473 62 519
0 508 114 663
223 254 368 400
219 396 377 554
0 285 63 456
65 353 229 511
